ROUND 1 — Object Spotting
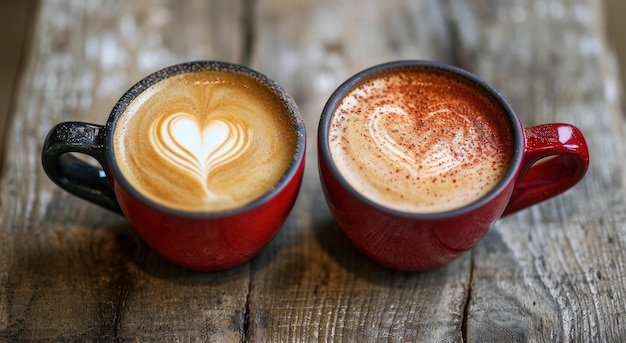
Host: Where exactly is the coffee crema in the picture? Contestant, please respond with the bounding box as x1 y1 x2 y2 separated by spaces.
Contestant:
114 70 298 212
329 68 514 213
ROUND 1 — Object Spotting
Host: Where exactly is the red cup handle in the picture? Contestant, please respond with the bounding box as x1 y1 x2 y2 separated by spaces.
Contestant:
502 123 589 216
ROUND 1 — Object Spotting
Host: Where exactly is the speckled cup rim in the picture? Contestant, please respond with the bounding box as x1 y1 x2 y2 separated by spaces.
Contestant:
106 61 306 218
318 60 525 219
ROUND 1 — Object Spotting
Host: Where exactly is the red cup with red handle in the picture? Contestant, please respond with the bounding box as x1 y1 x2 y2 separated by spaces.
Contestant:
42 61 306 271
318 60 589 271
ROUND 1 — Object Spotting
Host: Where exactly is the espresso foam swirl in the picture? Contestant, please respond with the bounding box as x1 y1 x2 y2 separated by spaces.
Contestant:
368 107 484 178
329 69 513 213
114 70 297 212
150 112 252 198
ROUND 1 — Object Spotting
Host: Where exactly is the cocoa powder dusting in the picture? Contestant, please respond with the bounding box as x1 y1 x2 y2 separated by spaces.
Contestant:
328 67 514 213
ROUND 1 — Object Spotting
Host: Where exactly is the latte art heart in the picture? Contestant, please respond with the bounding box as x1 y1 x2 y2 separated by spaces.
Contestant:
113 70 299 212
368 107 477 178
150 112 251 197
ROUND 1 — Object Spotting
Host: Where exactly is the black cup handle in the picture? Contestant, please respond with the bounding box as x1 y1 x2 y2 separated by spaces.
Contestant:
41 122 122 214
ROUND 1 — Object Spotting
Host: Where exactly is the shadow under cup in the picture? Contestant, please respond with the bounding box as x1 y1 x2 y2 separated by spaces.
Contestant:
317 60 589 271
42 61 306 271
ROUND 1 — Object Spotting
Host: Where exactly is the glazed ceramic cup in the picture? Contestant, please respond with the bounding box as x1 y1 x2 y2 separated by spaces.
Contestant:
318 60 589 271
42 61 306 271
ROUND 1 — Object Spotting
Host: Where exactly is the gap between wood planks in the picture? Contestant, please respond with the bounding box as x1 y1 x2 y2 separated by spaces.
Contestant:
242 276 253 342
240 1 257 342
461 251 475 341
240 0 256 68
591 0 626 187
0 0 39 177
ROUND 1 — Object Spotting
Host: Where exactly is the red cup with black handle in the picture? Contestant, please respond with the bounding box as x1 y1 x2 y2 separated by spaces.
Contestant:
42 61 306 271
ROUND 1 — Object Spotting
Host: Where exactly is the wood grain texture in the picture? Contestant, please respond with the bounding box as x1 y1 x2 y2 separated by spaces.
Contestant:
1 1 251 341
1 0 625 341
459 0 626 341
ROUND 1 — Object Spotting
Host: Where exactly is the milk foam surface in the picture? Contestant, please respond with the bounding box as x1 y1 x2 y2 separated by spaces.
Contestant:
329 69 513 213
114 71 297 212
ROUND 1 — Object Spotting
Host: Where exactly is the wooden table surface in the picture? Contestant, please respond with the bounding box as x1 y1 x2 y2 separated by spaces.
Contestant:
2 0 625 341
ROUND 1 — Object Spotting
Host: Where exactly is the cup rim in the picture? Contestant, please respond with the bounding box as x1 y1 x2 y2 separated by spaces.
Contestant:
318 60 525 219
106 60 306 218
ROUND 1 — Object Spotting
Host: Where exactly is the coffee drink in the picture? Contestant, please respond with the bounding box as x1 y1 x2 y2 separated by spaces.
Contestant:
114 70 299 212
328 67 514 213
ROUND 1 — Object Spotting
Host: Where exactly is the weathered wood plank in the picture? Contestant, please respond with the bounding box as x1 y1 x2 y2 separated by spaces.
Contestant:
0 0 251 341
1 0 625 341
247 0 472 341
451 0 626 341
